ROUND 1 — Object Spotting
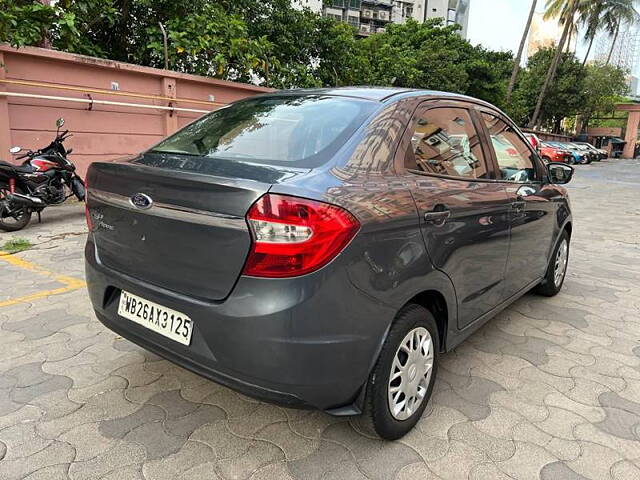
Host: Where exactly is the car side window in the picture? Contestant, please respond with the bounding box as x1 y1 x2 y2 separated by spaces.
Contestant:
480 112 538 183
404 107 489 180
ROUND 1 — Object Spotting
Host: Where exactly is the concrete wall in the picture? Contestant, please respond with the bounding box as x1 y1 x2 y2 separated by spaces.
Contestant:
0 45 272 177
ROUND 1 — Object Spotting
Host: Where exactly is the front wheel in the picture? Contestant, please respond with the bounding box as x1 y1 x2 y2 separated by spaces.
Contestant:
364 304 439 440
535 231 570 296
0 186 32 232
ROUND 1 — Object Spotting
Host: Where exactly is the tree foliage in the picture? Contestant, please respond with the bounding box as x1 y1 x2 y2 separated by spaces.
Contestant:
507 47 628 133
577 63 629 131
508 48 585 131
0 0 631 132
145 3 271 81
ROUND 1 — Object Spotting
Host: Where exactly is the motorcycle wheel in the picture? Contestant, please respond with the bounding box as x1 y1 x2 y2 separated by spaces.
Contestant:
0 186 32 232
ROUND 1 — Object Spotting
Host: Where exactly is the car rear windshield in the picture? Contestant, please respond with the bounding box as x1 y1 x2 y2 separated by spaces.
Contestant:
148 95 377 168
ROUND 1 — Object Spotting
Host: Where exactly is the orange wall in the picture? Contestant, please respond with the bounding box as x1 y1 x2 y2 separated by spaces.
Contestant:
0 45 272 177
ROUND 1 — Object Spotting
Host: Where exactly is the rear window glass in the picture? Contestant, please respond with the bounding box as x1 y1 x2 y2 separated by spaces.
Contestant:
148 95 377 167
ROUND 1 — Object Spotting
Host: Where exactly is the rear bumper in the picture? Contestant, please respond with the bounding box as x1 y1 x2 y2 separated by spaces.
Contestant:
85 238 394 413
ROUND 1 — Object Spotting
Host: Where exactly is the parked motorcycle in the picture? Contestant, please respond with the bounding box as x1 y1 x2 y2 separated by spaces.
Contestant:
0 118 85 232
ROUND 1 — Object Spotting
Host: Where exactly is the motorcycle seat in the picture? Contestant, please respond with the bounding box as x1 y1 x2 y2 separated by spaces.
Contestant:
0 160 34 173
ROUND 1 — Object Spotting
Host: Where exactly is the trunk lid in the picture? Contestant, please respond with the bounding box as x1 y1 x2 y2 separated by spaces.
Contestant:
87 154 308 301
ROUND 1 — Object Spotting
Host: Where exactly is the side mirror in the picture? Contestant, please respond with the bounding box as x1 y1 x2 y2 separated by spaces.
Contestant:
547 163 574 185
9 146 22 154
56 118 65 128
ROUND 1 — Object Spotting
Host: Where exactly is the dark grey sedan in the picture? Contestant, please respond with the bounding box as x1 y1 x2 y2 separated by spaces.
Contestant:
84 88 574 439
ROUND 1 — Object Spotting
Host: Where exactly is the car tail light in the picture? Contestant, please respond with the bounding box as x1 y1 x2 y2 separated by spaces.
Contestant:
84 177 92 231
243 194 360 278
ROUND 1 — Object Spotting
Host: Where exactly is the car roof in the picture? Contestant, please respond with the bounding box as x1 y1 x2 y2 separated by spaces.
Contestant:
271 86 493 106
274 87 414 101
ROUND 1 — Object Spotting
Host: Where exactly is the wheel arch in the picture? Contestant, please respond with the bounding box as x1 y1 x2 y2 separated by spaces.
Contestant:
563 220 572 239
404 290 449 353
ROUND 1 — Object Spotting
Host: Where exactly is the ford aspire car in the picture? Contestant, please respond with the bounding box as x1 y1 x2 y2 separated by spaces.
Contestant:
85 88 574 439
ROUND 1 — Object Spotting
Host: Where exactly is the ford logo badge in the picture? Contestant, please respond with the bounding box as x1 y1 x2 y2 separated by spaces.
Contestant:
130 193 153 210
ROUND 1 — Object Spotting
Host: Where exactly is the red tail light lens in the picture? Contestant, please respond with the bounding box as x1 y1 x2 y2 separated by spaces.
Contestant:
243 194 360 278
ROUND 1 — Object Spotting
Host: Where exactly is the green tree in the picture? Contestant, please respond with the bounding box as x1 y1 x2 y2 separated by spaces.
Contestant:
354 20 479 92
510 47 586 132
528 0 585 128
602 0 638 65
465 47 514 109
0 0 116 55
576 63 628 132
145 3 272 81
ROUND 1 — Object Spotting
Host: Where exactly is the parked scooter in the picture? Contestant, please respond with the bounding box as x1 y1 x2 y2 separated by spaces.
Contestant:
0 118 85 232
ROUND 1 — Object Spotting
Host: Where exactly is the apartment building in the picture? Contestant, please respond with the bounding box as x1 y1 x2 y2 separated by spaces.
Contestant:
321 1 394 36
392 1 428 24
425 0 470 37
293 0 469 38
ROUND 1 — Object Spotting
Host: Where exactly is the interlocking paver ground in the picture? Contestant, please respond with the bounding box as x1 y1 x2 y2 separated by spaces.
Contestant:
1 160 639 479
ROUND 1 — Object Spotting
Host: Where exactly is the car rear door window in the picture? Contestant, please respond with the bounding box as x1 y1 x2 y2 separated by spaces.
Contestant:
480 113 538 183
404 107 489 179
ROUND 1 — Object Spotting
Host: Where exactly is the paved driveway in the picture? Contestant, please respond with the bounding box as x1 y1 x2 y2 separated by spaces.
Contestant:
1 160 639 480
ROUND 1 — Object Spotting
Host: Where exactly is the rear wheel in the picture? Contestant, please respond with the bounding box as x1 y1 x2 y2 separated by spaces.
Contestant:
0 185 32 232
535 231 569 296
542 156 551 164
364 304 439 440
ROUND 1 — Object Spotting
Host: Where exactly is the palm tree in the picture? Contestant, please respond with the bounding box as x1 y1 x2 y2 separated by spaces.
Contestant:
506 0 538 102
528 0 584 128
603 0 639 65
579 2 606 66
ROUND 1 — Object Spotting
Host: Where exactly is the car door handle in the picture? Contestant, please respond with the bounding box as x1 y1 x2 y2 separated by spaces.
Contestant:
424 210 451 225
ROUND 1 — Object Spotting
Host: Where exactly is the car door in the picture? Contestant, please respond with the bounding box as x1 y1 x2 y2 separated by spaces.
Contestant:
477 110 557 298
396 101 512 329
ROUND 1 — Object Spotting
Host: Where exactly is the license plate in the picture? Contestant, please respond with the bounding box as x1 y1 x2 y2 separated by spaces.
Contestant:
117 290 193 346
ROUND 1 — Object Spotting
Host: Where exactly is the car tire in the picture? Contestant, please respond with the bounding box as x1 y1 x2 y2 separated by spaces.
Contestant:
542 156 551 163
364 304 439 440
535 230 570 297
